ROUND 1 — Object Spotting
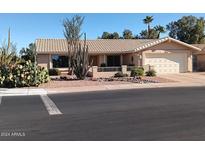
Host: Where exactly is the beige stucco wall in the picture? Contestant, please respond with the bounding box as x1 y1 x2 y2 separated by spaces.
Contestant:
37 54 52 69
93 71 119 78
98 54 106 66
187 51 193 72
92 65 131 78
141 41 193 72
119 53 141 66
122 54 131 65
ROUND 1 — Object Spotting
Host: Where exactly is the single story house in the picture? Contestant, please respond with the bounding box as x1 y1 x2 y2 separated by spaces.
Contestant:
36 37 205 76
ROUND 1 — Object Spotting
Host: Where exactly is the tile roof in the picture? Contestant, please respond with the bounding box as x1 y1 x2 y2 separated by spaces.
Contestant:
36 39 159 54
36 37 201 54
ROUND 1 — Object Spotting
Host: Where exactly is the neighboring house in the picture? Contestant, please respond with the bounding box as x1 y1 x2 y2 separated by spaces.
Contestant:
191 44 205 71
36 37 202 76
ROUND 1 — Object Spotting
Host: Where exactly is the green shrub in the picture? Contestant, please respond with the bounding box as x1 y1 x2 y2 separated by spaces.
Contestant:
137 66 144 71
49 68 61 76
130 67 144 77
145 69 156 77
114 72 128 77
0 60 50 88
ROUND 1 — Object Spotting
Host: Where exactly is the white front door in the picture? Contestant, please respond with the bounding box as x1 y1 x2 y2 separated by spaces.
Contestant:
144 53 187 74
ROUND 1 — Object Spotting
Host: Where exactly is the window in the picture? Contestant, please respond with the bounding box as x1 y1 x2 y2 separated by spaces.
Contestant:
107 55 121 66
52 55 68 68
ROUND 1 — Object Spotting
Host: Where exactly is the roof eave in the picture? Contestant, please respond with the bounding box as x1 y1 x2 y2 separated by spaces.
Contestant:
130 37 202 53
168 37 201 52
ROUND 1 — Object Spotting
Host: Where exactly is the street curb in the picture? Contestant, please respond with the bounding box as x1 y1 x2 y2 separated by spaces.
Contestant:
1 82 205 96
45 82 205 95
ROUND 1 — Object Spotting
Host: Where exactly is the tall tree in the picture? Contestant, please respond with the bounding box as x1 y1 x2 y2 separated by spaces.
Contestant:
138 29 158 39
166 15 205 44
166 21 178 38
101 32 110 39
112 32 120 39
100 32 120 39
154 25 166 38
123 29 133 39
63 15 84 73
190 17 205 43
143 16 154 38
139 30 148 39
20 43 36 62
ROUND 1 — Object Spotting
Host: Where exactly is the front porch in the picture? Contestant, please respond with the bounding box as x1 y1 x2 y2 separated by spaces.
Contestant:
89 53 142 67
37 53 153 77
39 53 143 69
91 65 153 78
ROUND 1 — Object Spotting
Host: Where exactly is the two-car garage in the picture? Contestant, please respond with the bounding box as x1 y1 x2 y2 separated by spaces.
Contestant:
139 38 201 74
144 53 188 74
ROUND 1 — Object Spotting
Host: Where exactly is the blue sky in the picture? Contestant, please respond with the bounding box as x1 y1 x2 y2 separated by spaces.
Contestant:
0 13 205 52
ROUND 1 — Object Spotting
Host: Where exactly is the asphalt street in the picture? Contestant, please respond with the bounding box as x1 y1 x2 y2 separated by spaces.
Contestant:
1 87 205 140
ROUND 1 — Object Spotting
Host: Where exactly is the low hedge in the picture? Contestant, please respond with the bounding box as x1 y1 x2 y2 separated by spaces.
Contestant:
145 69 156 76
130 67 144 77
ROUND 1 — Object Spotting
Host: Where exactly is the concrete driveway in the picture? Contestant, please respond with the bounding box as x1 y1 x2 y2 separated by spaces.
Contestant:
160 72 205 84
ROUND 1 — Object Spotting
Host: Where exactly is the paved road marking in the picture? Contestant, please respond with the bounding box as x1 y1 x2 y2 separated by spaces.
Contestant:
0 96 2 105
40 95 62 115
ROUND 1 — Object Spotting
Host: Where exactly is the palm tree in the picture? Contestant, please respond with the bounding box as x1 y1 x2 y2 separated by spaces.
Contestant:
154 25 166 38
139 30 148 39
143 16 154 38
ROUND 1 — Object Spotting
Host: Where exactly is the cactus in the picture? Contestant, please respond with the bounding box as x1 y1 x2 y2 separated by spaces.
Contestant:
72 34 92 80
63 15 84 74
0 29 20 69
0 60 50 88
0 30 49 87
